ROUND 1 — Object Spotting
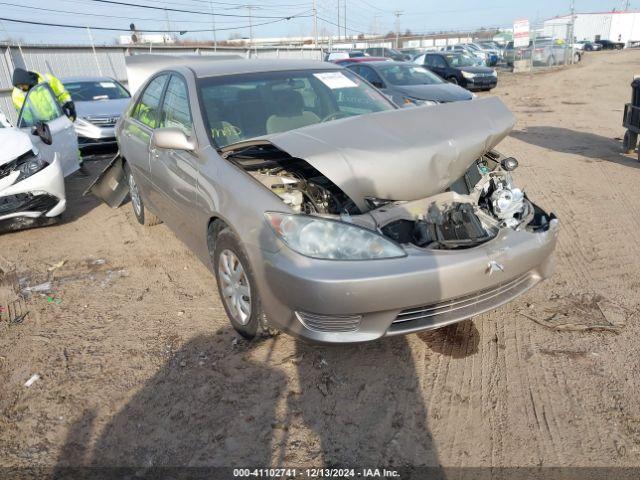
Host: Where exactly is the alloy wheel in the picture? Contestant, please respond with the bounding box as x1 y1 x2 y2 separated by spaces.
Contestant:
218 249 252 325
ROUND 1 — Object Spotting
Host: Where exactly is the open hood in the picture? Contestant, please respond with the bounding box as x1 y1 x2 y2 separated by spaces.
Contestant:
267 96 515 211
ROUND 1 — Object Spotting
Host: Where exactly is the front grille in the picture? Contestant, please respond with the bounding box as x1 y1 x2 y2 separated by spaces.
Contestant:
389 273 537 333
86 115 118 127
295 311 362 333
0 193 58 216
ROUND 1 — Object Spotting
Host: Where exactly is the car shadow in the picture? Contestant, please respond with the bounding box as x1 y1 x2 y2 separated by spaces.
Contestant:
510 126 640 169
53 332 446 476
416 320 479 359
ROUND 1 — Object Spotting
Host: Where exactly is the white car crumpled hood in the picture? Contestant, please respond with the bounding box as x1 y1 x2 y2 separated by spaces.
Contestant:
0 129 33 166
267 96 516 212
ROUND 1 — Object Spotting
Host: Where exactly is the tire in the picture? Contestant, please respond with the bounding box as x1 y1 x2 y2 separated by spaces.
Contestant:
623 130 638 154
211 227 269 340
448 76 459 85
125 163 162 227
573 52 581 63
547 56 555 67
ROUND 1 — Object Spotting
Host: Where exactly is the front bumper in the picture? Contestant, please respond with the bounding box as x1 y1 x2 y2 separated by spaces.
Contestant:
75 122 117 149
465 77 498 90
0 157 66 223
254 221 559 344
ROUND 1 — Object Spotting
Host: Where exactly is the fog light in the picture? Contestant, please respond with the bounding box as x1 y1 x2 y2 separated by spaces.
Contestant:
501 157 519 171
295 311 362 333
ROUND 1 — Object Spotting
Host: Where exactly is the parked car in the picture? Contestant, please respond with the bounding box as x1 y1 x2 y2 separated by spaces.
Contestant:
1 83 80 232
89 57 557 343
333 56 389 66
414 52 498 91
63 76 131 153
346 61 473 105
504 41 532 66
595 39 624 50
324 51 366 62
465 43 500 66
399 48 425 60
440 44 486 66
577 41 602 51
364 47 409 61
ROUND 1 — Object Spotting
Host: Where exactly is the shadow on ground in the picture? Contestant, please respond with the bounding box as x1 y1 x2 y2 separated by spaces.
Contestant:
54 333 446 475
510 126 640 168
417 320 479 359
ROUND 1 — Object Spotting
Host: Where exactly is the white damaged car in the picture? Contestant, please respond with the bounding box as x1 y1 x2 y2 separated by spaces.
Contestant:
0 83 79 232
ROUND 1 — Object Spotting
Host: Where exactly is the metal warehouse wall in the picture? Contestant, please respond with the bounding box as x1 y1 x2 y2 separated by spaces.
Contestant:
0 44 322 124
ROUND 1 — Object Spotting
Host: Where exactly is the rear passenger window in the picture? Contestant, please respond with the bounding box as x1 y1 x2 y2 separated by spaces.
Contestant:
161 76 192 136
132 75 167 129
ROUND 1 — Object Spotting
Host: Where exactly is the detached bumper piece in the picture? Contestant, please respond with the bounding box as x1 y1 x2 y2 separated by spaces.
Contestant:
0 193 59 216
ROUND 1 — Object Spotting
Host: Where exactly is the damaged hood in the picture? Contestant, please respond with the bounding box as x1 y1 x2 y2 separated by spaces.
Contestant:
268 96 515 211
0 129 33 166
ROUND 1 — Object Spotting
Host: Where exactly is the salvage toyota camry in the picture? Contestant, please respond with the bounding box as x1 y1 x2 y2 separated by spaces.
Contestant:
90 58 558 343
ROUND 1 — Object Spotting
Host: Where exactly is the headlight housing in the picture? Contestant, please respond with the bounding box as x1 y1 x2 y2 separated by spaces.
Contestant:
265 212 406 260
462 71 476 79
403 97 436 106
491 70 498 77
15 149 48 182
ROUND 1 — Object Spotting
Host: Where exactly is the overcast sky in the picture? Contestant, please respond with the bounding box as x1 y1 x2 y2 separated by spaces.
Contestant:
0 0 633 45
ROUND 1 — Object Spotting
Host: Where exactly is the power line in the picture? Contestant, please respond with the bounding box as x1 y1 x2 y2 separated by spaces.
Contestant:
0 13 309 33
88 0 304 19
0 1 298 25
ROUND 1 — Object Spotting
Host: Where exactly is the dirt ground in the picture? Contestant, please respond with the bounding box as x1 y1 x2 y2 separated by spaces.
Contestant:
1 50 640 473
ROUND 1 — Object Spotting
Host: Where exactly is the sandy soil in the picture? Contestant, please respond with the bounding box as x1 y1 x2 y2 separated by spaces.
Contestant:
1 50 640 473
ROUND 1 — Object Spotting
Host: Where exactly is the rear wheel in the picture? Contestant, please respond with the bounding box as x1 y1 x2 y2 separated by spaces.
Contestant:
125 163 162 226
623 130 638 154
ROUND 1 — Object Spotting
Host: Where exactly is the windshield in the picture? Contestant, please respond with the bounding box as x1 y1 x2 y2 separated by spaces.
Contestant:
444 54 477 67
377 64 443 86
65 80 130 102
199 69 395 148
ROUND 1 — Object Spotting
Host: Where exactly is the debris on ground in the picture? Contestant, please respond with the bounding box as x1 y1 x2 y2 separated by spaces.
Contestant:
47 260 66 272
518 293 631 333
24 374 40 387
21 282 53 296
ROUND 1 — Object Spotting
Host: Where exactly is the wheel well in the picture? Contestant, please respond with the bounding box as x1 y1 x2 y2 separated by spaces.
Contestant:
207 217 229 253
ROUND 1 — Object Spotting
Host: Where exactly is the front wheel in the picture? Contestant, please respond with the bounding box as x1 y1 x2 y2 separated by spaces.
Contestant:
448 76 459 85
623 130 638 154
125 163 162 226
212 227 269 339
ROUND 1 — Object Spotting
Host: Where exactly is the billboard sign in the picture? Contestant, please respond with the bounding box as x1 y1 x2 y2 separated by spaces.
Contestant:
513 19 530 48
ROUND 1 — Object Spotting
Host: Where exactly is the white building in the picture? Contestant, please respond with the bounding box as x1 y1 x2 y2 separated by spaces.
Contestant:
118 34 175 45
543 11 640 43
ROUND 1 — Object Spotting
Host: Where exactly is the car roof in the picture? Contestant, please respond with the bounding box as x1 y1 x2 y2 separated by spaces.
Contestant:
189 59 339 78
62 76 118 83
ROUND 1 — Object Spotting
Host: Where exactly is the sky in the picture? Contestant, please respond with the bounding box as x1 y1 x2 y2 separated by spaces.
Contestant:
0 0 633 45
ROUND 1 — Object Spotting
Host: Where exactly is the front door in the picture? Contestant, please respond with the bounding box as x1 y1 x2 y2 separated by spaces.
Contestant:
17 83 79 176
151 74 200 249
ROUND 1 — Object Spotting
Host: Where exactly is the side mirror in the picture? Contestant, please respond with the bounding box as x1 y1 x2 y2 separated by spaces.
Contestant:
32 121 53 146
152 127 195 151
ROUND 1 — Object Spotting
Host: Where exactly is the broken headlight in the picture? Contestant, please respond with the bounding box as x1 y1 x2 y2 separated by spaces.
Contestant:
16 149 48 182
265 212 406 260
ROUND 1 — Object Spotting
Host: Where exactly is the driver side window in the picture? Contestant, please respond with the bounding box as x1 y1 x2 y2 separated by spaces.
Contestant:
18 84 63 128
358 67 384 87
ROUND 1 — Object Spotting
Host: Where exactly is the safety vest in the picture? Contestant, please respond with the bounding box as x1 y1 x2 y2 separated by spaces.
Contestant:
12 72 72 112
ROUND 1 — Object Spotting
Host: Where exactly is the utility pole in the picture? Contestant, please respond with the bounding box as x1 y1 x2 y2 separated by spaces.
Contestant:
394 10 403 49
344 0 347 40
312 0 318 48
372 13 380 36
209 0 217 51
246 5 254 48
164 7 172 43
337 0 341 41
567 0 575 64
86 27 103 76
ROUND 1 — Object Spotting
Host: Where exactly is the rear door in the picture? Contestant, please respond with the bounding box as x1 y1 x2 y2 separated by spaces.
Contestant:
17 83 79 176
151 74 199 244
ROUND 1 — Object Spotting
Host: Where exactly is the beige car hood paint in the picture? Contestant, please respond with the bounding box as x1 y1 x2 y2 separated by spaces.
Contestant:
267 96 515 211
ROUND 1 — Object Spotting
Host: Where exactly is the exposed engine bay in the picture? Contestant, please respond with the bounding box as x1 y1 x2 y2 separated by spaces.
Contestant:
225 143 554 251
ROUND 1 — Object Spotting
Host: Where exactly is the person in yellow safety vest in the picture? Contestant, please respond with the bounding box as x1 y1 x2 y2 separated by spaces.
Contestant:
12 68 76 122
